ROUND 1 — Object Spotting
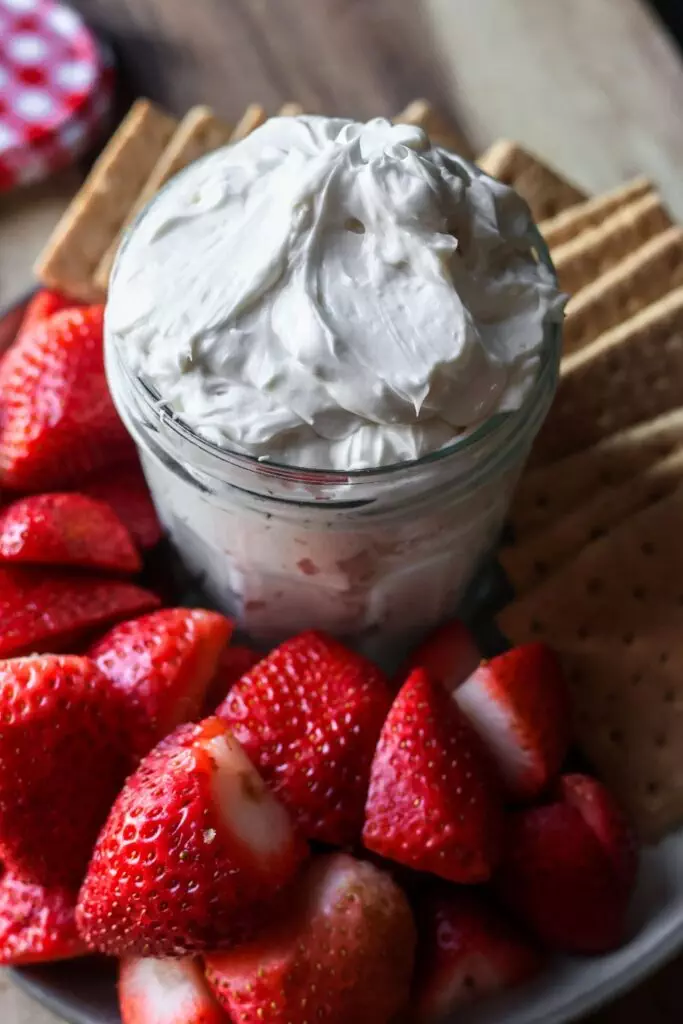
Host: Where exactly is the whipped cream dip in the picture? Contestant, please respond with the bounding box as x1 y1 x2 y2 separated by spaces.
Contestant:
107 116 563 472
105 115 564 667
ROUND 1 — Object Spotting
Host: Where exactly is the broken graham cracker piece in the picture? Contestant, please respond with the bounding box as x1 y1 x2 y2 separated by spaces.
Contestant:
230 103 267 142
510 407 683 539
531 286 683 467
553 191 671 297
501 447 683 595
540 177 653 249
395 99 472 158
563 225 683 353
93 105 233 293
277 102 304 116
497 487 683 841
35 99 178 302
476 139 586 223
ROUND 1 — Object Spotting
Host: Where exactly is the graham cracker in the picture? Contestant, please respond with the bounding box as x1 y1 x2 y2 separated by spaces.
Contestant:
531 286 683 467
277 102 304 116
501 448 683 595
93 105 233 293
563 226 683 353
230 103 267 142
476 139 586 223
510 408 683 539
395 99 472 158
553 192 671 297
497 486 683 841
540 177 653 249
34 99 178 302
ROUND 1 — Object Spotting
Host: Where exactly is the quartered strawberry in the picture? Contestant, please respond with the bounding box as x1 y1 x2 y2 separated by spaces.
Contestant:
560 774 639 895
0 866 87 965
119 956 228 1024
205 852 416 1024
413 887 541 1021
405 618 480 692
454 643 571 801
0 656 129 889
0 306 136 492
0 493 141 574
0 566 160 658
90 608 233 760
496 774 637 954
217 631 392 846
83 462 163 550
362 668 502 883
203 643 261 715
77 718 308 957
16 288 81 341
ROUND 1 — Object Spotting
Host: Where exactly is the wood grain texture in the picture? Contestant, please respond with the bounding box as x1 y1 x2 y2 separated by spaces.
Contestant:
427 0 683 217
70 0 459 124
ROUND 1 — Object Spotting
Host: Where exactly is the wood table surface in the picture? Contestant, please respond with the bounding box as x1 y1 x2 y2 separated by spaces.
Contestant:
2 0 683 1019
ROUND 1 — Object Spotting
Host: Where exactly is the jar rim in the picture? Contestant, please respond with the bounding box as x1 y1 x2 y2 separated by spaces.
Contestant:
107 150 562 486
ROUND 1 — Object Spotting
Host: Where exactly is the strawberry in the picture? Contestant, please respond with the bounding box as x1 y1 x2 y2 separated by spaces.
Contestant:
90 608 233 760
0 566 160 658
560 774 639 895
362 668 502 883
16 288 82 340
405 618 480 692
203 643 261 715
83 462 163 550
454 643 571 801
205 852 416 1024
0 866 87 966
0 656 129 889
77 717 308 957
0 493 141 574
0 306 136 492
217 631 392 846
496 775 637 953
119 956 228 1024
412 887 541 1020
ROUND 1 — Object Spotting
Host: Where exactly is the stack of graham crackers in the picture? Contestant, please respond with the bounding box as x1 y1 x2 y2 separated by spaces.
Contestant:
479 142 683 844
34 102 683 844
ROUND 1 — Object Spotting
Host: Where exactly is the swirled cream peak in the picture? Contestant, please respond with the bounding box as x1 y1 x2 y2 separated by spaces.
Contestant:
107 115 564 470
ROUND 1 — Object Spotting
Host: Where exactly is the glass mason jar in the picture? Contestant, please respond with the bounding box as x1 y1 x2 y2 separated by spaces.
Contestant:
105 170 561 672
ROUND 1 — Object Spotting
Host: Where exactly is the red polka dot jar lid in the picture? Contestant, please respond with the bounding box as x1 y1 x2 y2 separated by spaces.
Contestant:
0 0 115 191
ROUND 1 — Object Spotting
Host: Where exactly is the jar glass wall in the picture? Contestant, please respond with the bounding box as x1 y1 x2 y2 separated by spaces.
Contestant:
106 294 560 670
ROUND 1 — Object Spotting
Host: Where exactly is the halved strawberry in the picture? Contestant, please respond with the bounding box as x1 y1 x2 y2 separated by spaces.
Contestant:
496 774 638 954
90 608 233 760
0 493 141 574
363 668 503 883
413 887 541 1020
0 656 129 889
0 566 160 658
203 643 261 715
16 288 81 341
119 956 228 1024
0 866 87 965
83 462 163 550
405 618 480 692
0 306 135 492
77 718 308 957
205 852 416 1024
217 631 392 846
560 774 639 895
454 644 571 801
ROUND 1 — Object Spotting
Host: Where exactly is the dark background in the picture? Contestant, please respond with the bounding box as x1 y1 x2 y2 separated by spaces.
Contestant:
652 0 683 43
